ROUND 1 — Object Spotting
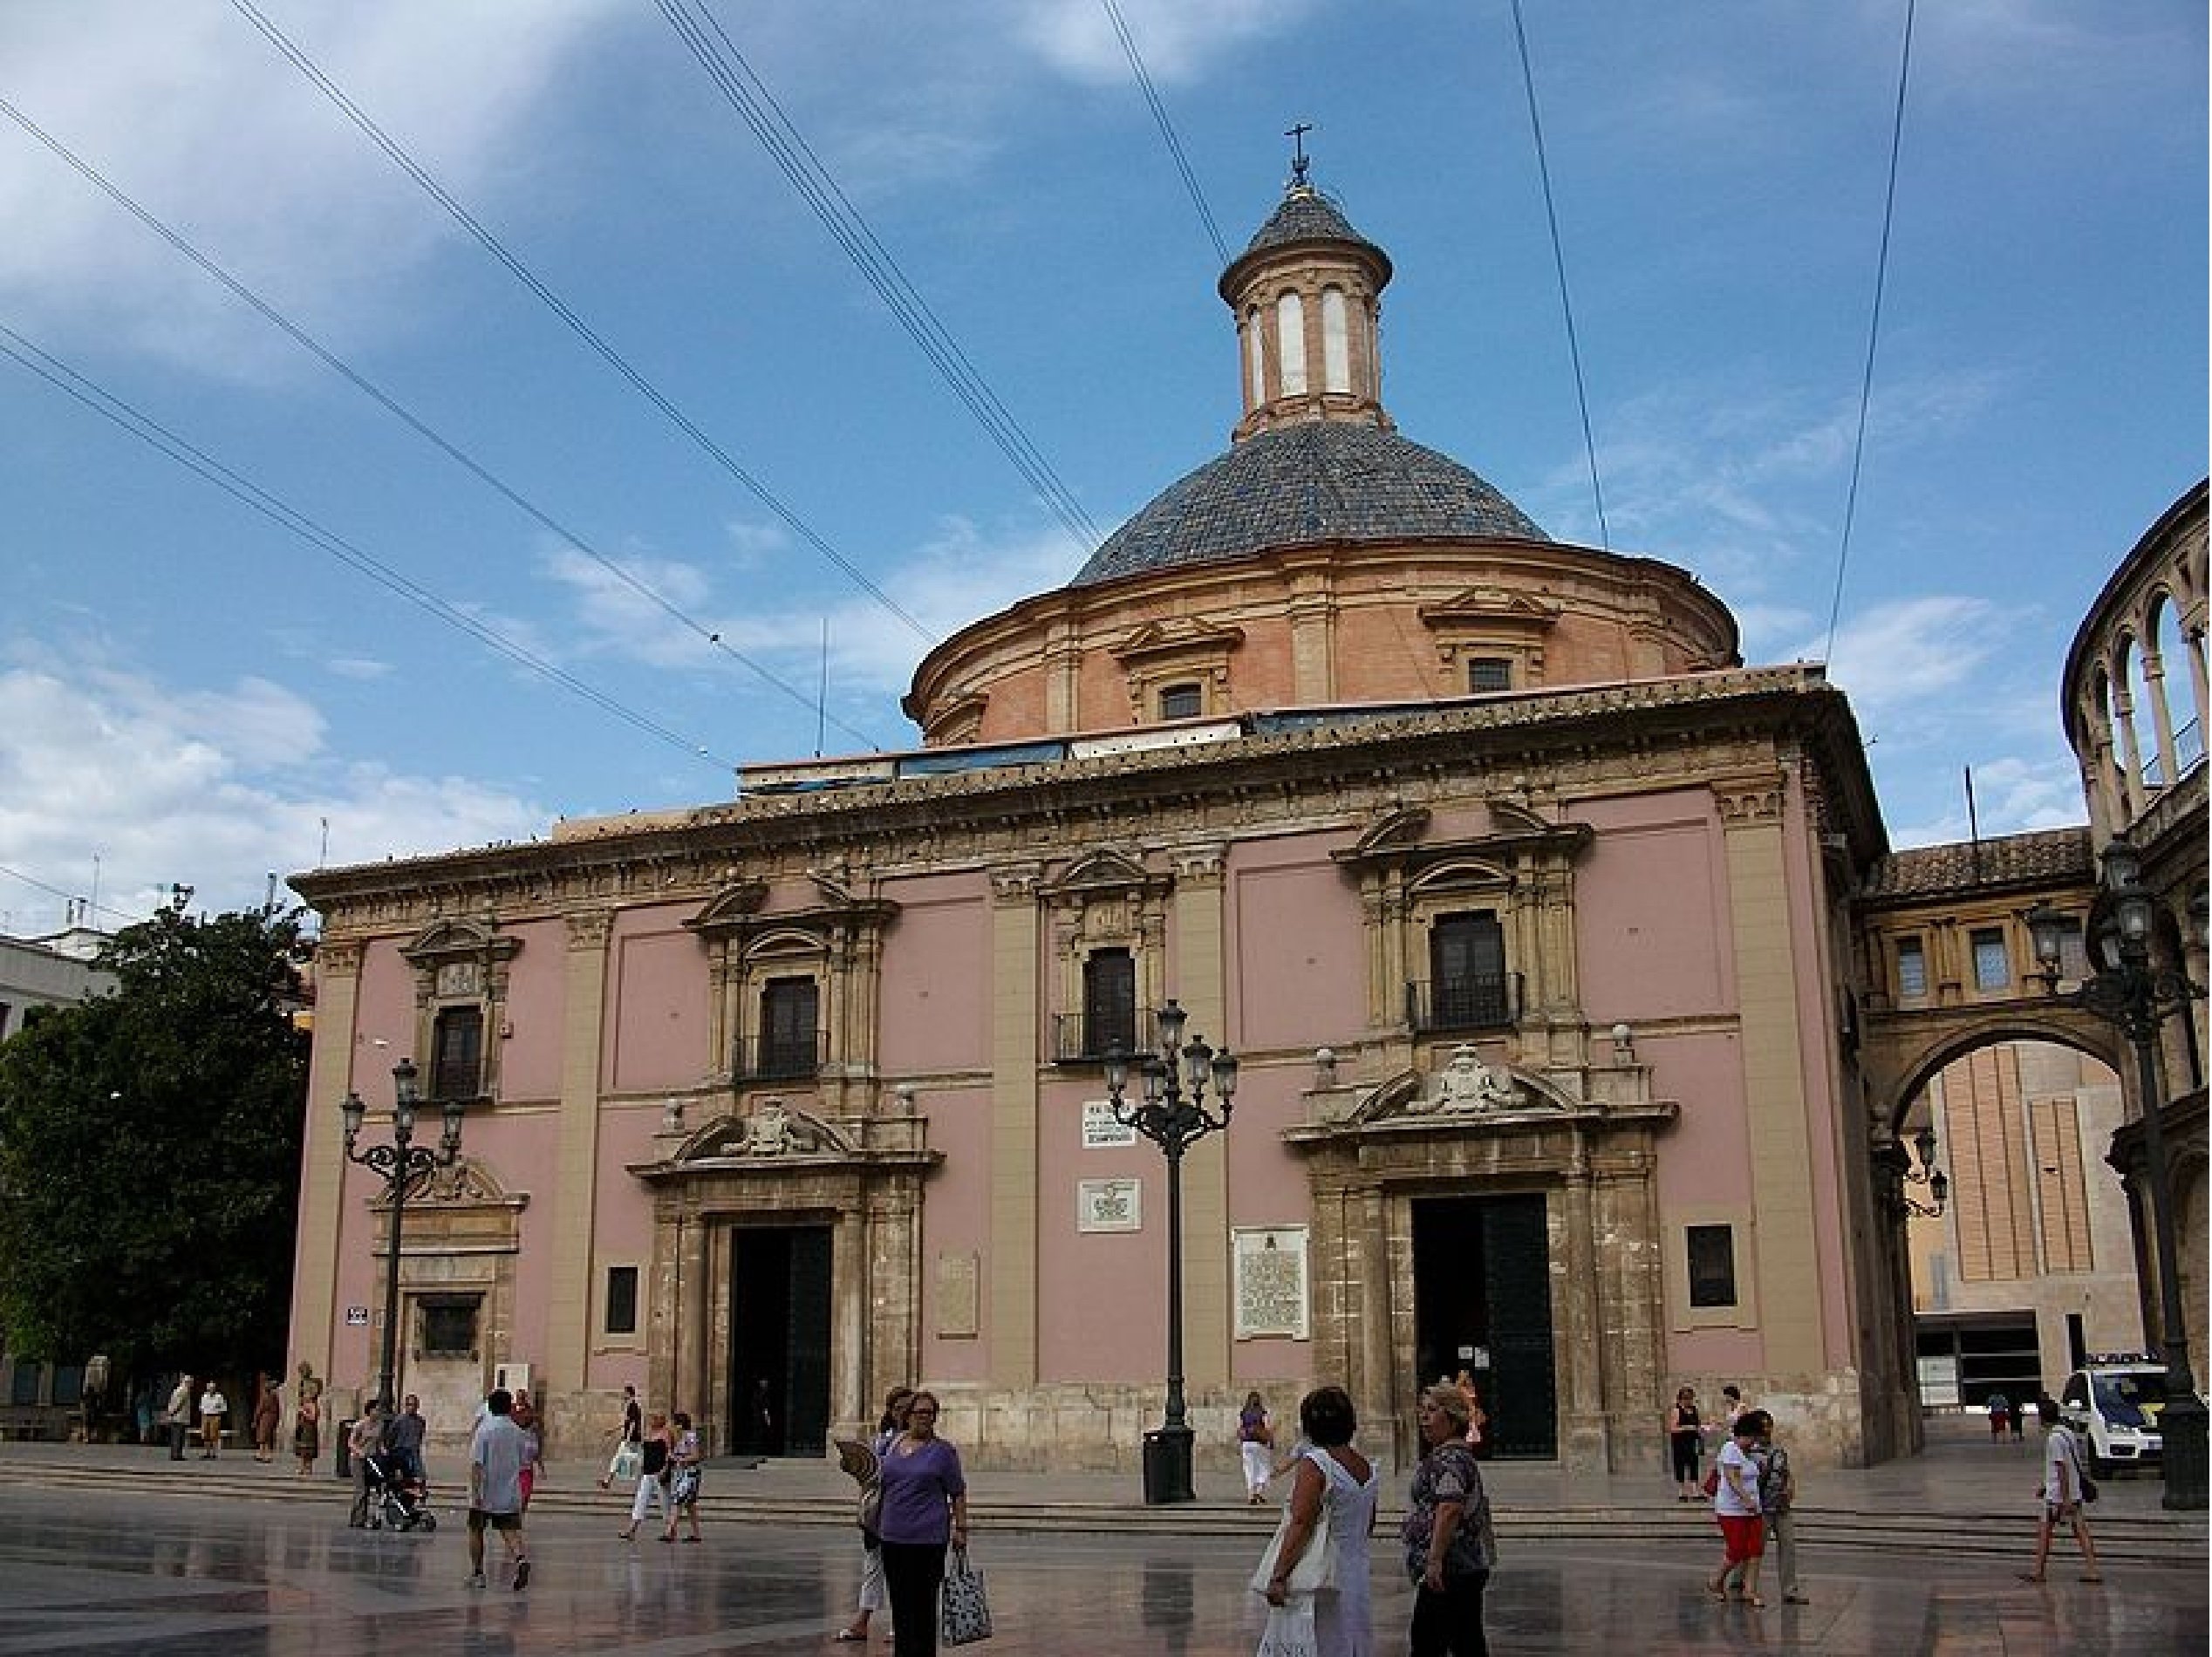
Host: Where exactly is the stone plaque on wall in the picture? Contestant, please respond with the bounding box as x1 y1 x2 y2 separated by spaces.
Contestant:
1232 1226 1309 1340
936 1251 980 1340
1076 1177 1141 1232
1081 1101 1138 1148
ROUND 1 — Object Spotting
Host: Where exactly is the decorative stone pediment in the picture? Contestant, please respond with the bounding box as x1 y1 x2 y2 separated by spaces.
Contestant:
1044 847 1169 902
675 1099 850 1163
381 1155 527 1210
686 880 769 933
1343 1057 1571 1127
1417 587 1563 631
1339 804 1430 861
1108 615 1246 668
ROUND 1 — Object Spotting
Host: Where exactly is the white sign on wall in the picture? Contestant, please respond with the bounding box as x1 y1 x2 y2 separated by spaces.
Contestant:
1232 1227 1310 1340
1077 1177 1142 1232
344 1306 370 1326
1081 1101 1138 1149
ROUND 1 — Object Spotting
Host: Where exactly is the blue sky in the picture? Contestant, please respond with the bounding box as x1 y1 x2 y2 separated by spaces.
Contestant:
1 0 2203 932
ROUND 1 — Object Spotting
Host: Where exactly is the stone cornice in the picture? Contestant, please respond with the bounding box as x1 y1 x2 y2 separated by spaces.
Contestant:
294 666 1881 925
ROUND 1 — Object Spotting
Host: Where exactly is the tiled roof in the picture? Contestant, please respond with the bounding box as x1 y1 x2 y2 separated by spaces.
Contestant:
1863 827 2093 898
1068 422 1548 588
1238 187 1386 265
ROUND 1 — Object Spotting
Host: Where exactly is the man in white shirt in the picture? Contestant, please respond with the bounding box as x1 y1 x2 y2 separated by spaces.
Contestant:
165 1374 195 1462
197 1381 228 1459
467 1388 532 1591
2020 1395 2101 1585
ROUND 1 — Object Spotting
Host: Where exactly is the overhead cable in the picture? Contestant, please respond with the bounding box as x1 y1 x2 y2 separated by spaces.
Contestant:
0 93 884 755
656 0 1103 552
1099 0 1230 265
227 0 935 644
1824 0 1919 662
0 321 749 769
1507 0 1609 551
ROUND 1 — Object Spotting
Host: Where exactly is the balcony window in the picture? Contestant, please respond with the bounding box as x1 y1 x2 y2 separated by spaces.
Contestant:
430 1006 484 1101
751 977 822 1079
1416 911 1511 1029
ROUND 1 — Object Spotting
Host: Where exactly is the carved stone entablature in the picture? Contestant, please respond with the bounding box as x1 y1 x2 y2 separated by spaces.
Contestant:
1714 774 1785 824
989 863 1044 903
314 937 366 979
381 1155 528 1213
400 917 522 979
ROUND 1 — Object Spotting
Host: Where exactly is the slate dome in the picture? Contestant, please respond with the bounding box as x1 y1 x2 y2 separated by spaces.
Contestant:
1068 421 1549 589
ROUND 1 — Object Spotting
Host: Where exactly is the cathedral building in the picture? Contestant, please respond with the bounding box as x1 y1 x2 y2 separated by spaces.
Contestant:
290 169 1920 1476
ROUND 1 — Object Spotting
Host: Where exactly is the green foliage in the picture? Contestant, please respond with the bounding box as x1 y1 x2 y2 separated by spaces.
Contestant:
0 907 311 1378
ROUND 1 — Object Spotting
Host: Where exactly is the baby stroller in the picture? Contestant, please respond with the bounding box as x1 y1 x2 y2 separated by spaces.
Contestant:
361 1450 437 1532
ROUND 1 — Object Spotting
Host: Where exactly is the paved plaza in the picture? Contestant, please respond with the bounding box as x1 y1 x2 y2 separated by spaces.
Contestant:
0 1456 2202 1656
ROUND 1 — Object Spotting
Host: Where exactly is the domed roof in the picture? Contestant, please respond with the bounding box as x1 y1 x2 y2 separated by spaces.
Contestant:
1219 185 1391 298
1068 422 1549 589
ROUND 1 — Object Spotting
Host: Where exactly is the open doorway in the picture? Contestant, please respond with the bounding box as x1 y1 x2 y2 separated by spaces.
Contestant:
727 1225 832 1457
1412 1192 1556 1457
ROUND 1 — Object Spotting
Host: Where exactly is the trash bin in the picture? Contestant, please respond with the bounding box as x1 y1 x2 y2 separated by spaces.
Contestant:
335 1420 356 1479
1141 1426 1195 1505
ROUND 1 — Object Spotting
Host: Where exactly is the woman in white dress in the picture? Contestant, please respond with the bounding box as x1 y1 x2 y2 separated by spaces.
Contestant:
1260 1385 1378 1657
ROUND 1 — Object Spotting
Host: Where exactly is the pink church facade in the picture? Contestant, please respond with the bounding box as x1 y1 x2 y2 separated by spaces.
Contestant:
288 174 1917 1476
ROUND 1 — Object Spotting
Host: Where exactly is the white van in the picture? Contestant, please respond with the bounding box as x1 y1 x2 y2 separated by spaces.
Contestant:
2057 1357 2168 1476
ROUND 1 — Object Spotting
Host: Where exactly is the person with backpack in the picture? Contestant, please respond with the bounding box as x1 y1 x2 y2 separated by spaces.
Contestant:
1744 1410 1806 1605
2020 1394 2101 1585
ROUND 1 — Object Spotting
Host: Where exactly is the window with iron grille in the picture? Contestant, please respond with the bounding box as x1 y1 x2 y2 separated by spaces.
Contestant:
1466 656 1513 693
1082 948 1137 1059
1429 911 1507 1026
1157 682 1202 720
757 977 820 1077
420 1298 480 1359
431 1005 483 1100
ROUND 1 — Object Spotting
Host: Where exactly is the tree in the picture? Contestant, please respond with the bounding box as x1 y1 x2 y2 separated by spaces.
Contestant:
0 906 310 1383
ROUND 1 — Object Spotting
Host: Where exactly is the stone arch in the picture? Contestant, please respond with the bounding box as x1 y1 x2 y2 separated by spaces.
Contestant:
1874 1012 2127 1135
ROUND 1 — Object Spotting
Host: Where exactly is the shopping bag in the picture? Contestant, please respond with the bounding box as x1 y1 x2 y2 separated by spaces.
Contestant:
939 1544 993 1646
610 1442 642 1483
1248 1505 1335 1597
1255 1599 1319 1657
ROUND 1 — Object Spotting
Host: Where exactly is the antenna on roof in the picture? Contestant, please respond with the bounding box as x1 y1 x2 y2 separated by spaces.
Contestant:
1964 766 1983 881
1286 121 1313 188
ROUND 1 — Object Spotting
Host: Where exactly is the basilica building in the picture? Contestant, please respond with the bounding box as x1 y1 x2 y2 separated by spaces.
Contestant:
290 171 1956 1476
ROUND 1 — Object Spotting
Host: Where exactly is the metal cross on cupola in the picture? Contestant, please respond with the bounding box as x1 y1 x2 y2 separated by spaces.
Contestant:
1286 120 1313 187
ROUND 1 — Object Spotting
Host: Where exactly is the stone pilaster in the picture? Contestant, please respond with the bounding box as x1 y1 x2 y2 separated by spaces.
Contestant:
545 910 612 1393
987 863 1043 1387
1171 843 1231 1390
290 937 365 1388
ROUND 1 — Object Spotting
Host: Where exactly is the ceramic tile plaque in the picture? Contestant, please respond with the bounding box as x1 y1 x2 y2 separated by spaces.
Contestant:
1232 1225 1309 1340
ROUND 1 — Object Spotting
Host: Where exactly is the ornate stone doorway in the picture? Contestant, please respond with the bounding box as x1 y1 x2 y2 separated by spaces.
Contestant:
728 1225 833 1457
1412 1193 1556 1457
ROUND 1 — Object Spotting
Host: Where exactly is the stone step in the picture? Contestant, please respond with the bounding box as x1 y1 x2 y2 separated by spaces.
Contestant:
0 1459 2196 1568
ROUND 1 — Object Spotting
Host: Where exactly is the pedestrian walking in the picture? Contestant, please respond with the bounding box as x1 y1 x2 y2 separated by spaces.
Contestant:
1705 1415 1765 1606
165 1374 195 1462
466 1388 532 1590
598 1382 644 1490
292 1383 322 1476
618 1410 676 1539
347 1402 386 1526
1239 1390 1277 1504
1401 1382 1493 1656
1260 1385 1377 1657
1665 1386 1703 1501
386 1394 427 1485
251 1374 282 1462
512 1393 543 1511
1747 1409 1806 1604
835 1385 913 1644
1986 1391 2013 1442
663 1410 704 1543
2019 1395 2101 1585
875 1389 969 1657
197 1381 228 1459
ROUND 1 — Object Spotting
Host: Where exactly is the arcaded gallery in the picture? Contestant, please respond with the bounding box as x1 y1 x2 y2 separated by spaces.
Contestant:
290 172 2022 1479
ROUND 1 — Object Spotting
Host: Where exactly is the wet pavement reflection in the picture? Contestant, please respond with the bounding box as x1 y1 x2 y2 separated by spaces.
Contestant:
0 1484 2202 1654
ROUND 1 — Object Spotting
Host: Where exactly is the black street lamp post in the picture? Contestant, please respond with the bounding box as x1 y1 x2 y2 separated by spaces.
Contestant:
2027 836 2206 1511
1103 999 1239 1505
340 1059 464 1413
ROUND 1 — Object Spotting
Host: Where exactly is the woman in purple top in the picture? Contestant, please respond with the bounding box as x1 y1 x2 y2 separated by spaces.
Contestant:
874 1390 969 1657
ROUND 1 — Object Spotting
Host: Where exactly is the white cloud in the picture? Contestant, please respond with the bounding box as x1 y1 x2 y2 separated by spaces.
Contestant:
0 641 547 932
0 0 625 373
1013 0 1320 85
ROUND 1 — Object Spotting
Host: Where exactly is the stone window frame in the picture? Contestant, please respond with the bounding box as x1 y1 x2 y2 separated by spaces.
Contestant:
1109 617 1244 727
1418 588 1560 699
1667 1204 1759 1332
599 1262 644 1349
1041 849 1173 1067
397 918 520 1107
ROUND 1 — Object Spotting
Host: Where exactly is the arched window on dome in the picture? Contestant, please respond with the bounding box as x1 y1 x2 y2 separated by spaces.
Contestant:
1277 290 1307 396
1245 309 1266 408
2118 632 2154 805
1321 287 1350 393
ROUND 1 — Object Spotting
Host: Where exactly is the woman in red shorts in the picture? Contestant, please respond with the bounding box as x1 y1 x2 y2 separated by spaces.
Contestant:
1705 1415 1767 1606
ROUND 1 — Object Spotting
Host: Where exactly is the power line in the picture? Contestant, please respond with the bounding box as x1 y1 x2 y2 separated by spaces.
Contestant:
0 862 136 929
0 320 747 768
1507 0 1609 551
226 0 935 644
656 0 1103 552
0 92 884 755
1824 0 1918 662
1099 0 1230 265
